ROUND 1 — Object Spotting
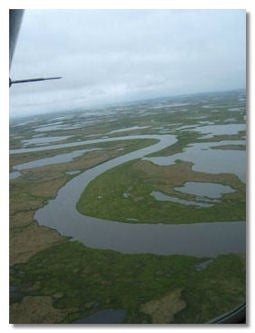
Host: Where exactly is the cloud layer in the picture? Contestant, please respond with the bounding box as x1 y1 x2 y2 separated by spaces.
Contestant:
10 9 246 116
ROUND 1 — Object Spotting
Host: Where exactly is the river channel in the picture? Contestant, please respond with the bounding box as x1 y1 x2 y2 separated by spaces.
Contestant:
32 134 245 258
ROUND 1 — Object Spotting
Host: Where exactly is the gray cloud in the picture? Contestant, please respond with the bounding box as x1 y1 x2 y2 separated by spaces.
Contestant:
10 9 246 116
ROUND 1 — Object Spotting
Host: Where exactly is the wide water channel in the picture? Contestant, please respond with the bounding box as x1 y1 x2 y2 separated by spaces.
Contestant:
33 134 245 258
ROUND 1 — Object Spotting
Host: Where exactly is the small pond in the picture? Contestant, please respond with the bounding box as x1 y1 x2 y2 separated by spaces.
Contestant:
175 182 235 199
65 170 81 176
151 191 212 208
109 126 150 134
9 171 21 180
72 309 126 324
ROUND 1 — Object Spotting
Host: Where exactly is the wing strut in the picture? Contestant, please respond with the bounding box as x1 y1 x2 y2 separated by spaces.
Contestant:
9 76 62 87
9 10 62 88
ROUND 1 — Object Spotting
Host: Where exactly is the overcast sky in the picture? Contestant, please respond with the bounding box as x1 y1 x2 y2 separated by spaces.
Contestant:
9 9 246 117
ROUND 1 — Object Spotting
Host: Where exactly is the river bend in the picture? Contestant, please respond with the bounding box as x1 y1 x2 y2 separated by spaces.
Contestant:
33 134 245 258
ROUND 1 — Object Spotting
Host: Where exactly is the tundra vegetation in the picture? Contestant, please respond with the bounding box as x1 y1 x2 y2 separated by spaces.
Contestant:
77 159 245 224
9 90 246 323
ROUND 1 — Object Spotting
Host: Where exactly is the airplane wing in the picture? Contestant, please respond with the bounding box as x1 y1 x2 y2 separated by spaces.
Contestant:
9 9 24 68
9 9 61 86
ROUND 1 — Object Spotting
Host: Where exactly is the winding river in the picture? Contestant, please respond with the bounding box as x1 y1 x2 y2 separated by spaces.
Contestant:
27 134 246 258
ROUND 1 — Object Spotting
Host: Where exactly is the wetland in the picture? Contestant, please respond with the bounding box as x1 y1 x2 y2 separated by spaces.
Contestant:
9 90 246 324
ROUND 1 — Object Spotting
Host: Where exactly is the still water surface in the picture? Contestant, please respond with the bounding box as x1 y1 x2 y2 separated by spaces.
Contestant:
35 134 245 258
175 182 235 198
13 148 100 170
145 140 246 183
72 309 126 324
151 191 212 208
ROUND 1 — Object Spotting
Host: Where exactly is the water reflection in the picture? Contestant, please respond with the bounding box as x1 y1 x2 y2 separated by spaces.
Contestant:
22 135 72 147
35 133 245 258
145 140 246 183
175 182 235 198
192 124 246 139
13 148 100 170
151 191 212 208
72 309 126 324
9 171 21 179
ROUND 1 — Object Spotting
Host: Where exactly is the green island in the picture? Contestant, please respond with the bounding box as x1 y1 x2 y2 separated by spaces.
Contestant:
77 159 245 224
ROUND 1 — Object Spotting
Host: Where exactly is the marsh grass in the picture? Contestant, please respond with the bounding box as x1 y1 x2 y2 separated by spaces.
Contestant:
10 241 245 323
77 160 246 224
